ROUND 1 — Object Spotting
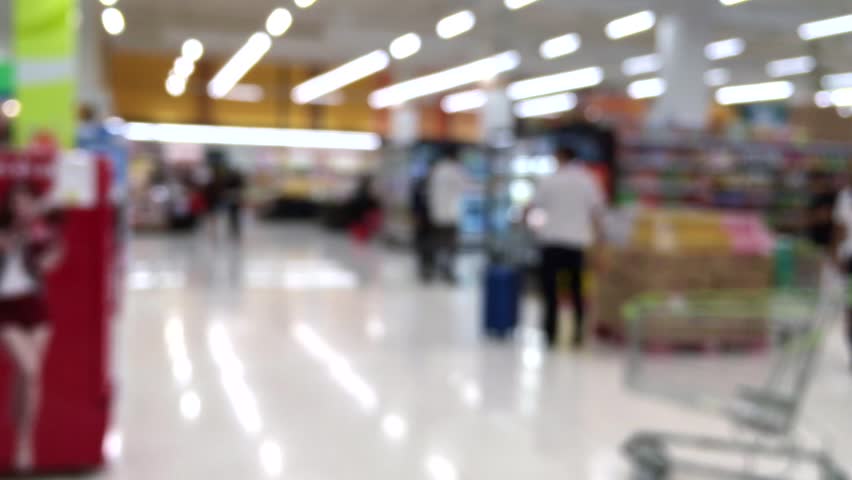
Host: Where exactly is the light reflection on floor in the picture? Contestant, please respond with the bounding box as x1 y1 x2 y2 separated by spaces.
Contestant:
75 224 852 479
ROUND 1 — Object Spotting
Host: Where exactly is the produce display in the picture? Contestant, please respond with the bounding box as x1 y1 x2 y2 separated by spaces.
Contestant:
596 207 775 347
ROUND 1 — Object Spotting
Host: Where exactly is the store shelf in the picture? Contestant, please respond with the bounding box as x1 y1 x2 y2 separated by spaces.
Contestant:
619 135 852 234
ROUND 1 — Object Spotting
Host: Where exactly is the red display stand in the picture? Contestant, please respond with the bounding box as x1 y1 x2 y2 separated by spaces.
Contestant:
0 150 116 474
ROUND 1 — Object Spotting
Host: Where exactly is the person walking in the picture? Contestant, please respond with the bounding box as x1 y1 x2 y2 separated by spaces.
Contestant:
223 168 246 241
807 171 837 253
411 173 434 282
528 146 606 348
832 176 852 370
427 153 468 284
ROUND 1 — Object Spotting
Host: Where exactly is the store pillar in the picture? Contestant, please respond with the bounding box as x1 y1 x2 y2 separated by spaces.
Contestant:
649 3 713 130
479 85 513 147
13 0 78 148
389 105 419 147
78 0 111 117
388 63 420 147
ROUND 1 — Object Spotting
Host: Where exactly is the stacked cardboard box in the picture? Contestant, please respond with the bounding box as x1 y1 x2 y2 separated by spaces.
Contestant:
596 208 773 346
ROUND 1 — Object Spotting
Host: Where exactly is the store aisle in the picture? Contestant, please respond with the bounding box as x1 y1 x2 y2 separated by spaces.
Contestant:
88 224 852 479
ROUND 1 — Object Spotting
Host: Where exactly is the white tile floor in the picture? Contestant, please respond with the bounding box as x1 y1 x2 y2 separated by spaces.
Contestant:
80 224 852 479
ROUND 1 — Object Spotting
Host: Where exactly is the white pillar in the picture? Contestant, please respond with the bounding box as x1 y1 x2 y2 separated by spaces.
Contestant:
650 3 714 130
389 105 419 146
387 64 421 146
479 84 513 147
78 0 112 117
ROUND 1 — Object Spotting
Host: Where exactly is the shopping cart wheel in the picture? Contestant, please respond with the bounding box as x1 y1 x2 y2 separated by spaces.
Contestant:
624 435 670 480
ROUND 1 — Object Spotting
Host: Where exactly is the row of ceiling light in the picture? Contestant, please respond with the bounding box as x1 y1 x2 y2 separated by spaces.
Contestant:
165 40 204 97
164 0 852 119
290 9 483 105
164 1 311 101
355 3 852 118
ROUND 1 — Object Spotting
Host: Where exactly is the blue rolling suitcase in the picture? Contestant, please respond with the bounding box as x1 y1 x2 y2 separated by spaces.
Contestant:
483 264 521 338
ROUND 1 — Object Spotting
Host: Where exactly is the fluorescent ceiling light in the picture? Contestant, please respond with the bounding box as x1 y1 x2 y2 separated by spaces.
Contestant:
224 84 265 103
704 68 731 87
101 7 126 36
389 33 422 60
705 38 745 61
368 51 520 109
829 88 852 107
814 91 833 108
715 81 794 105
627 77 666 99
165 76 186 97
173 57 195 79
822 72 852 90
441 89 487 114
507 66 603 101
208 32 272 99
539 33 581 60
720 0 750 5
436 10 476 39
605 10 656 40
99 0 118 6
292 50 390 105
766 55 816 78
182 39 204 62
124 123 381 151
798 14 852 41
621 53 661 77
266 8 293 37
514 93 577 118
295 0 317 8
505 0 541 10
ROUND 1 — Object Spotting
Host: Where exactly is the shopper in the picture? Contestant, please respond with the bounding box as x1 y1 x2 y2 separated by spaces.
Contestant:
832 177 852 370
528 147 605 348
807 171 838 253
0 183 64 471
223 168 246 241
411 174 434 282
427 153 468 284
348 175 381 244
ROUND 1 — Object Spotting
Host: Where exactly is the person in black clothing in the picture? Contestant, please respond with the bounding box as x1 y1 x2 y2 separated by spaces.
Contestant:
346 175 381 243
349 175 379 223
410 175 434 282
807 171 837 252
223 169 246 241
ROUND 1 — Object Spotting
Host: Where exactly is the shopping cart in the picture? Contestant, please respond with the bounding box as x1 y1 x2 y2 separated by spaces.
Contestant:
621 265 849 480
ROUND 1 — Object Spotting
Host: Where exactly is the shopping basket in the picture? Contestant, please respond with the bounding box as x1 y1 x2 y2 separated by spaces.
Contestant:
621 265 849 480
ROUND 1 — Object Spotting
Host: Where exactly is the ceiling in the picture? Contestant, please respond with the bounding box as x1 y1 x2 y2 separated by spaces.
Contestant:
78 0 852 98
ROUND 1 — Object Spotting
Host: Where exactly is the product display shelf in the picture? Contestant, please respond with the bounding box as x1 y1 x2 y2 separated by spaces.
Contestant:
619 136 852 234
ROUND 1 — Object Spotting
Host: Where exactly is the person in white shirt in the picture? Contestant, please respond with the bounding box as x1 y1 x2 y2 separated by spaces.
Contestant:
833 182 852 369
528 147 606 347
426 154 468 283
